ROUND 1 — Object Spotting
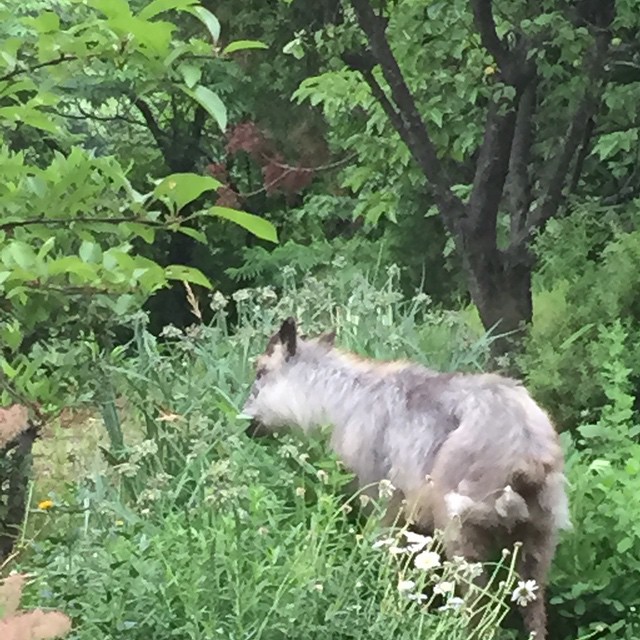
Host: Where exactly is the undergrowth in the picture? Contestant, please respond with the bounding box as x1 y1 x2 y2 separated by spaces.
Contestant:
3 266 638 639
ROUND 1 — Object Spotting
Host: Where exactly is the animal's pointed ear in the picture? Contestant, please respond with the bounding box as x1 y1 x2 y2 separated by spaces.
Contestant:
317 329 336 347
278 317 297 358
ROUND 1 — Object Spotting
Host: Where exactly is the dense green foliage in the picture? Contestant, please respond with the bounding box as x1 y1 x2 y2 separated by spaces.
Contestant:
1 0 640 638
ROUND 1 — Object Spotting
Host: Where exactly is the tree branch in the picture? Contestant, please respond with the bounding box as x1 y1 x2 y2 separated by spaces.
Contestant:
523 9 614 240
0 216 166 233
466 99 518 247
130 96 168 153
191 105 207 144
470 0 532 87
567 116 595 195
0 54 77 82
470 1 509 73
51 105 147 129
343 51 418 163
349 0 462 222
507 80 536 244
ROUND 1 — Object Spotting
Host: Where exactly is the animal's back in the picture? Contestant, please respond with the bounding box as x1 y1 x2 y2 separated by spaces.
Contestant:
377 366 569 534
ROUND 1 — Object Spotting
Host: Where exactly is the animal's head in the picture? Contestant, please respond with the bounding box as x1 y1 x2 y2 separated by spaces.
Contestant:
240 317 336 438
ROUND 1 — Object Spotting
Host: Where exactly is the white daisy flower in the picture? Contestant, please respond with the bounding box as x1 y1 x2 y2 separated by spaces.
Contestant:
433 580 456 596
372 537 395 550
414 550 441 571
438 596 465 612
511 580 539 607
397 579 416 593
402 530 432 552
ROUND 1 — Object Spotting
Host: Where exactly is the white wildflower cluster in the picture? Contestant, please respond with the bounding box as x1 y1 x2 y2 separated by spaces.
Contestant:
372 529 471 616
209 290 228 312
414 550 441 571
159 324 183 338
231 288 252 303
331 256 347 269
185 439 210 463
411 292 431 306
378 478 396 500
280 265 296 280
256 286 278 305
445 555 484 582
134 439 158 458
278 443 301 459
113 461 140 478
185 324 204 340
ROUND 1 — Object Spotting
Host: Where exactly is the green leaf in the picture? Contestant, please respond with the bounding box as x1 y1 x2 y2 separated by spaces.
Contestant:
37 237 56 260
25 11 60 33
48 255 98 279
138 0 198 20
154 173 221 211
8 241 37 270
0 106 59 134
79 241 103 263
165 264 212 288
184 86 227 131
578 423 607 440
113 294 137 315
189 6 220 44
177 226 208 244
179 63 201 88
87 0 132 20
0 320 22 352
617 538 633 554
208 207 278 243
120 222 156 243
222 40 268 55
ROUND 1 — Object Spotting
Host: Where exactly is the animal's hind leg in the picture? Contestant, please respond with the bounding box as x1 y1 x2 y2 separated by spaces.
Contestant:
514 527 556 640
442 522 495 638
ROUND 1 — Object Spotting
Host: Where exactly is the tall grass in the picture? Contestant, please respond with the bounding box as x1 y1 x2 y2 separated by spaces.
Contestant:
11 269 527 639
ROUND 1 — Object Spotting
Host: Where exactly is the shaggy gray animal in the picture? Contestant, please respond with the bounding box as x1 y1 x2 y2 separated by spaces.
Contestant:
241 318 570 639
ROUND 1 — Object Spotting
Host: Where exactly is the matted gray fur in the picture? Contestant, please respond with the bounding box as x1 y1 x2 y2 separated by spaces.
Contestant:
241 318 570 639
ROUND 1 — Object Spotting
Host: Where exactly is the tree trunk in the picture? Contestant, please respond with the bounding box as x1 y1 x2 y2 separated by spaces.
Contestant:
464 249 533 357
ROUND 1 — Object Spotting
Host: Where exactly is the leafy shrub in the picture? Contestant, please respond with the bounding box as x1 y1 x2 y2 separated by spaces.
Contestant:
520 204 640 429
549 322 640 639
8 270 639 640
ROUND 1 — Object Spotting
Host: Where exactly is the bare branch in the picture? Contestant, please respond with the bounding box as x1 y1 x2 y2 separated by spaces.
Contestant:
349 0 462 221
50 106 147 129
238 153 358 199
0 216 166 233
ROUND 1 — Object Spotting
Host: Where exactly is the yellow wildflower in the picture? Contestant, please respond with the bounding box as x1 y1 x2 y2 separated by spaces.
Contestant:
115 520 124 527
37 499 54 510
484 65 496 76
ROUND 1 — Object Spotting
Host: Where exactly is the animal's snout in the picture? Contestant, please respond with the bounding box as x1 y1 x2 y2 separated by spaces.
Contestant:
245 419 271 438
